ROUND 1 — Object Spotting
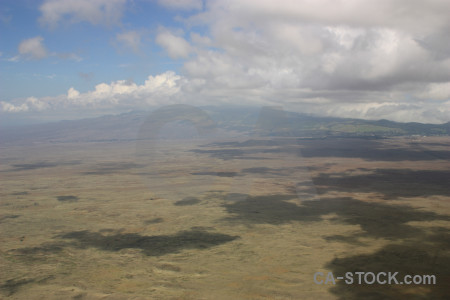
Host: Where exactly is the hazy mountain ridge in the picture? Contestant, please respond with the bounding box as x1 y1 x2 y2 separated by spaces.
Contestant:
1 106 449 145
208 107 450 138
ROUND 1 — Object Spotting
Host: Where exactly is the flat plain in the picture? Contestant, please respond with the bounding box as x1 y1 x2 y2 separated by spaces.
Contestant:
1 134 449 299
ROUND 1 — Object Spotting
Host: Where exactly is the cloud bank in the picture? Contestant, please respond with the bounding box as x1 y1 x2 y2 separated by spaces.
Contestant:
2 0 450 124
39 0 127 28
1 72 182 113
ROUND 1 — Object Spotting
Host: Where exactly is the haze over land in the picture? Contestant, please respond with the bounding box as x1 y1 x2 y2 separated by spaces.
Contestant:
1 106 450 146
1 108 449 298
1 1 450 299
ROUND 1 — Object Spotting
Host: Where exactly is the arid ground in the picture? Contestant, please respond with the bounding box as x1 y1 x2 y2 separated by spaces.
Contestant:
1 135 449 299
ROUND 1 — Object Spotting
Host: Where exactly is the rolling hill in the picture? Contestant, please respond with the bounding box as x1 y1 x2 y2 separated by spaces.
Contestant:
1 106 449 145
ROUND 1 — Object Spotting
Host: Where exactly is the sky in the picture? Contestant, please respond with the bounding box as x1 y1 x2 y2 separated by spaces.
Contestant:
1 0 450 125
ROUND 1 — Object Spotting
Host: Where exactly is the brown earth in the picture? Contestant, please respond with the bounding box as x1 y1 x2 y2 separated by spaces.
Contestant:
0 136 449 299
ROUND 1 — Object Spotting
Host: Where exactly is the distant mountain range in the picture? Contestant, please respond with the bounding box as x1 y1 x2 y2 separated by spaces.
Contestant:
1 106 449 145
209 106 450 138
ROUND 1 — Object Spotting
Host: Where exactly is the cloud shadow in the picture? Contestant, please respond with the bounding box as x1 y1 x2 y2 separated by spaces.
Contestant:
174 197 201 206
223 195 450 239
326 241 450 299
82 162 145 175
7 160 81 172
199 138 450 162
56 229 239 256
312 169 450 199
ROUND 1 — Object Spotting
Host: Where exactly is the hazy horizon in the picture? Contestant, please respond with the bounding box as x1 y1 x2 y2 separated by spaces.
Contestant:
1 2 449 299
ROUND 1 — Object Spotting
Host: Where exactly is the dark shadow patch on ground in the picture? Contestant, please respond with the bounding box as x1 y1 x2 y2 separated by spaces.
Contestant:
57 229 239 256
223 194 307 224
240 166 311 177
0 214 20 223
326 242 450 299
192 166 308 178
189 148 272 160
199 138 450 161
223 195 450 239
99 228 123 233
144 218 164 224
9 242 66 261
0 278 35 296
241 167 283 175
82 162 145 175
191 171 238 177
7 160 81 171
312 169 450 199
190 149 243 160
201 139 294 148
174 197 201 206
424 228 450 249
297 139 450 161
208 192 250 202
57 195 79 202
10 191 28 196
12 162 59 170
0 275 54 297
225 193 250 201
323 234 367 246
191 226 216 231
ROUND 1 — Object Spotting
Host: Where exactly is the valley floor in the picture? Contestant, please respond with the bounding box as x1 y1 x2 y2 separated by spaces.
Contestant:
1 136 449 299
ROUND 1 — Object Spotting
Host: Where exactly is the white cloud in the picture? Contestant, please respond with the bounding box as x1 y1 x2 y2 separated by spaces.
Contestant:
11 36 82 62
39 0 127 28
67 87 80 99
313 101 450 124
190 32 212 46
156 31 192 59
25 97 49 111
0 71 182 113
116 31 142 53
7 55 20 62
2 70 450 123
157 0 202 11
18 36 48 60
182 2 450 91
76 71 182 107
1 101 29 113
4 0 450 124
172 0 450 123
201 0 450 35
419 82 450 100
1 97 49 113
